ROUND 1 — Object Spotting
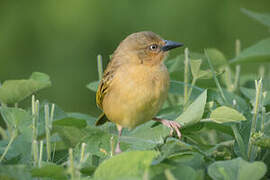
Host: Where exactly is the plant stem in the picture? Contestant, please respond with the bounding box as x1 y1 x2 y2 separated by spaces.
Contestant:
0 130 17 162
69 148 75 180
164 169 177 180
232 124 247 159
50 104 55 124
39 140 43 167
261 92 266 133
80 142 86 163
33 140 38 166
205 49 229 105
233 39 241 91
247 78 263 160
184 48 189 109
97 54 103 81
187 77 197 101
110 136 115 156
45 104 51 161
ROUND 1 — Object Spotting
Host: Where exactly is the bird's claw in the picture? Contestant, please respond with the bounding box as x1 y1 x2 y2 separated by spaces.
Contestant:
153 118 181 139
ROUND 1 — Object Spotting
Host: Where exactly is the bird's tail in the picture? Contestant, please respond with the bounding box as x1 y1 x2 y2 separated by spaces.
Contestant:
96 112 109 126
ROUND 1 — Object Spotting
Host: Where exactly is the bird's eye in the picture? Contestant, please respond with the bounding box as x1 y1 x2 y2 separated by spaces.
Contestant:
149 44 158 51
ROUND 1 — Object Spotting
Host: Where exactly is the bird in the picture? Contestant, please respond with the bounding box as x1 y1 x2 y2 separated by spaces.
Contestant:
96 31 183 153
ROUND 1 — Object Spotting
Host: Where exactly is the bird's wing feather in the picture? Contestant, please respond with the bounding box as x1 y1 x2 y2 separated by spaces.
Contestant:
95 112 109 126
96 57 121 109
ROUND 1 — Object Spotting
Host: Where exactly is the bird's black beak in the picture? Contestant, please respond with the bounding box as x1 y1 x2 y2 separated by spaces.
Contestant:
161 40 184 51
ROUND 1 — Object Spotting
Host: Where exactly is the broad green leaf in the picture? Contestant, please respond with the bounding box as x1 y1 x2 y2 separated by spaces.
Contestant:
205 48 228 69
240 87 270 106
168 165 197 180
86 81 99 92
53 117 87 129
210 106 246 123
0 108 32 163
0 72 51 104
0 165 32 180
230 38 270 64
241 8 270 27
0 107 32 133
176 90 207 127
79 126 114 157
121 121 170 150
52 126 86 149
208 158 267 180
94 151 157 180
169 80 204 96
31 163 68 180
207 89 249 112
67 112 97 126
190 59 212 79
190 59 202 78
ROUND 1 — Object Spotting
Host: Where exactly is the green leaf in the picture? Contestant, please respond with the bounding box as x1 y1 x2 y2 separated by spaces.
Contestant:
168 165 197 180
169 80 204 96
176 90 207 127
240 87 270 106
86 81 99 92
67 112 97 126
31 163 68 180
0 165 32 180
209 106 246 123
79 126 114 157
94 151 157 180
121 121 170 150
208 158 267 180
53 117 87 129
241 8 270 27
0 107 32 133
205 48 228 69
0 72 51 104
190 59 202 78
0 108 33 163
230 38 270 64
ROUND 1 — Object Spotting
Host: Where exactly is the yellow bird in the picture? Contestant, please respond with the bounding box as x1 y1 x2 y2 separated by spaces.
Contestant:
96 31 183 153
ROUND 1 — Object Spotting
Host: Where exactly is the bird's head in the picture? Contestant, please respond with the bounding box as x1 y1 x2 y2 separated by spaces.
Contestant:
113 31 183 66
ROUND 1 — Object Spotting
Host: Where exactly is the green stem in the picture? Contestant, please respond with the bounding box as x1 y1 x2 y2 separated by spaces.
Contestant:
184 48 189 109
187 77 197 102
45 104 51 161
205 50 229 105
97 54 103 81
232 125 247 159
80 142 86 163
39 140 43 167
233 65 241 91
233 39 241 91
0 130 17 162
247 78 263 160
110 136 115 156
69 148 75 180
33 140 38 166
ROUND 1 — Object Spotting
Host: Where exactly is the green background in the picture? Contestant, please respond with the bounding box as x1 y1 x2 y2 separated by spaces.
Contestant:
0 0 269 115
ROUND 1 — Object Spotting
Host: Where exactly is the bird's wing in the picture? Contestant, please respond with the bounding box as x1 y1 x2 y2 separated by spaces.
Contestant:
96 57 121 109
95 112 108 126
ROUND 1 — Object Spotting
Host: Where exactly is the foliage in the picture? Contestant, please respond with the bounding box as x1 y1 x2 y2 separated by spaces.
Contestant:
0 8 270 180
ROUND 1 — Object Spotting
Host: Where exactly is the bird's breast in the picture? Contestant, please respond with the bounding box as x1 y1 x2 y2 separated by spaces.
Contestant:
103 63 169 128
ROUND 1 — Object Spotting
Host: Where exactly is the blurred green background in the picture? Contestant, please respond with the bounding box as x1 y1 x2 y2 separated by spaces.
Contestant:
0 0 269 116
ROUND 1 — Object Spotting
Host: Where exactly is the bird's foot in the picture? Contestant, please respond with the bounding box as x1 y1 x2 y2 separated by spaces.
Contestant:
153 117 181 139
115 143 122 154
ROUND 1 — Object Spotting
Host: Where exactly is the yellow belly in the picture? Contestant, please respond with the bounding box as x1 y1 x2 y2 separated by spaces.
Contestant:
102 63 169 129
